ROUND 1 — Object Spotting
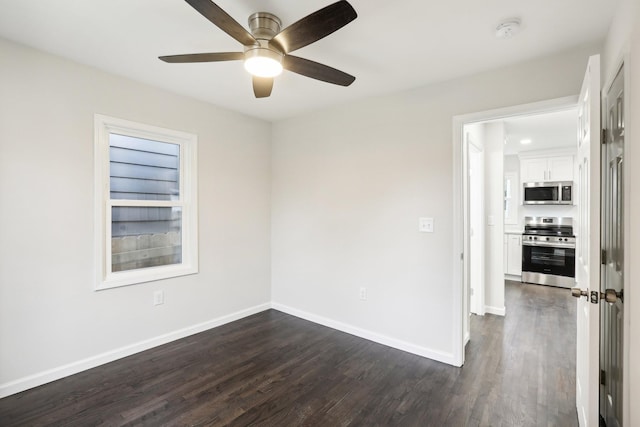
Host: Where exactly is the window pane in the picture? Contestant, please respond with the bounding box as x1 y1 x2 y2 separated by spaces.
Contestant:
111 206 182 272
109 133 180 201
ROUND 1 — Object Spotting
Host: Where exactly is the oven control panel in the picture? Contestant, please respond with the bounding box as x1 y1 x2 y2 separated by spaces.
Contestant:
522 234 576 248
523 235 575 242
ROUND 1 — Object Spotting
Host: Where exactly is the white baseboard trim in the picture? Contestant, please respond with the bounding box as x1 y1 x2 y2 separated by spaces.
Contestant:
0 303 271 398
271 302 457 366
485 305 506 316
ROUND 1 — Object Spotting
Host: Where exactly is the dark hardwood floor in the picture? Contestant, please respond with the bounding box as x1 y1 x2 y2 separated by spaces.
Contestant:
0 281 577 426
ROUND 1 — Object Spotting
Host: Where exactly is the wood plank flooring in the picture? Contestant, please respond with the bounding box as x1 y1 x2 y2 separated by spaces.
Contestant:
0 281 577 426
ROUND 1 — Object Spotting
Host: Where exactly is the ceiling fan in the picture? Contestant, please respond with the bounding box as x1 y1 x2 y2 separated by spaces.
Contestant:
159 0 358 98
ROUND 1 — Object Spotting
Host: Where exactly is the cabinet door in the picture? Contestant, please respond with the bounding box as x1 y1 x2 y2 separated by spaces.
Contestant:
548 156 574 181
521 158 548 182
506 234 522 275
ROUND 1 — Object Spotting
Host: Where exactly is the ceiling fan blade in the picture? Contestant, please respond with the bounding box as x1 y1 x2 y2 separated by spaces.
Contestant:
253 76 274 98
159 52 244 63
271 1 357 54
185 0 257 46
283 55 355 86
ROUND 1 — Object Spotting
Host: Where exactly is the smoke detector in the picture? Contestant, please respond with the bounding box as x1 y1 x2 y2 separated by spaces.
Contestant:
495 19 521 39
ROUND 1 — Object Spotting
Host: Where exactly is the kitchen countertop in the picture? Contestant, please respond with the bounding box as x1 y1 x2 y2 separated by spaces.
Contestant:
504 228 523 234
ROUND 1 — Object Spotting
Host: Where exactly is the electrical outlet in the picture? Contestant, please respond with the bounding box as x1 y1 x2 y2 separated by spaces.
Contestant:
153 290 164 306
359 287 367 301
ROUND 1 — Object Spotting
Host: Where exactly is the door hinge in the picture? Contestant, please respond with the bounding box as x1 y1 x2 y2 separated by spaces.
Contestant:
600 369 606 386
601 249 606 265
602 128 607 144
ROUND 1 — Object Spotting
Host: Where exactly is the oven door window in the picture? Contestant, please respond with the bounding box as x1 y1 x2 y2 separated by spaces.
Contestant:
522 245 575 278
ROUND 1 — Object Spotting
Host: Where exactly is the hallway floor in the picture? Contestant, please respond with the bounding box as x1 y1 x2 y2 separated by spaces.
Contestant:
462 280 578 426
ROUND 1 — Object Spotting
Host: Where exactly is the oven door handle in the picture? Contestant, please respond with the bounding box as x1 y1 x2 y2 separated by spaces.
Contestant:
522 240 575 249
532 255 556 261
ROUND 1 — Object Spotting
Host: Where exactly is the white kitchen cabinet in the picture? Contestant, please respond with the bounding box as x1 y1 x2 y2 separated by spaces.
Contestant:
521 155 574 182
520 158 548 182
505 233 522 276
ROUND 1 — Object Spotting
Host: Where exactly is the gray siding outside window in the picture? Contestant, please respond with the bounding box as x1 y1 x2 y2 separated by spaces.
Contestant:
109 133 182 272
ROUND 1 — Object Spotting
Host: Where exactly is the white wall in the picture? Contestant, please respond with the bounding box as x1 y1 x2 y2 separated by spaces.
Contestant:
0 38 272 395
483 122 505 315
504 155 520 175
602 0 640 424
271 42 600 363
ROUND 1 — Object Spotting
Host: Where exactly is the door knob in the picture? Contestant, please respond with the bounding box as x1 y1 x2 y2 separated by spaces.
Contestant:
571 288 589 300
600 289 623 304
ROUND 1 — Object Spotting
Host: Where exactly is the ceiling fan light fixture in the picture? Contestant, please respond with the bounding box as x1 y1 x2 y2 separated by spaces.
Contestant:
244 47 283 78
161 0 358 97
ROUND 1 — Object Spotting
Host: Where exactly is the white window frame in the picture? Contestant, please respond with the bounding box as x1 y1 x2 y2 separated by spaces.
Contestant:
94 114 198 290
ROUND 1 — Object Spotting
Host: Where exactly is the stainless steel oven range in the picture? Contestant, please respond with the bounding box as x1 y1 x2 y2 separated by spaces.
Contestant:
521 216 576 288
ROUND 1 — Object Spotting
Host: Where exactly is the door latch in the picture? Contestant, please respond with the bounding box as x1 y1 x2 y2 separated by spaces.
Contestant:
571 288 589 300
576 289 624 304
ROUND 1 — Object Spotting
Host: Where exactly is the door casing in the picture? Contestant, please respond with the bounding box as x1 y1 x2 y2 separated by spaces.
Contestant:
452 95 578 366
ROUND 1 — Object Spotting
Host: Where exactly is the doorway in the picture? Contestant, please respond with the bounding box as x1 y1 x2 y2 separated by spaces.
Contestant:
458 103 579 353
452 95 580 365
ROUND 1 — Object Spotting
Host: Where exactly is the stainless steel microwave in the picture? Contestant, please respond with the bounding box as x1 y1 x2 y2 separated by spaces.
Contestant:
523 181 573 205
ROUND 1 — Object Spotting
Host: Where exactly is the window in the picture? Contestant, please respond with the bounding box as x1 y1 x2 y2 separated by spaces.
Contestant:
95 115 198 289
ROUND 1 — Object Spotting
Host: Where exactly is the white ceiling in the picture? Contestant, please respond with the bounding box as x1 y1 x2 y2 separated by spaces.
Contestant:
503 108 578 155
0 0 617 122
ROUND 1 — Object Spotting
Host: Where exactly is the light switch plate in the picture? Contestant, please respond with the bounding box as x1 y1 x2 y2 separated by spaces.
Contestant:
419 217 434 233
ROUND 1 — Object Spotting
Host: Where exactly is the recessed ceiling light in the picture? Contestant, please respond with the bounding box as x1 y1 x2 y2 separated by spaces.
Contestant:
520 138 532 145
496 19 522 39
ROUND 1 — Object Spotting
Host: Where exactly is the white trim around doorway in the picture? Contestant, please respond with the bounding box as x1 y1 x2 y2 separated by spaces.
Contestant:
451 95 579 367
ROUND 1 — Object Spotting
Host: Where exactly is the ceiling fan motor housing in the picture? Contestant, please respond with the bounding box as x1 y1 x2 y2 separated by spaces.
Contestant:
248 12 282 41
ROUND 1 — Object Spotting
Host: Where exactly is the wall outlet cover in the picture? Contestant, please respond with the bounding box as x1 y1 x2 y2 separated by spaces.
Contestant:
153 290 164 306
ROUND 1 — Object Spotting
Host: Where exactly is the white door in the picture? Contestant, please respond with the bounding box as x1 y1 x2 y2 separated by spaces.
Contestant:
600 65 624 427
469 143 484 315
574 54 601 427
